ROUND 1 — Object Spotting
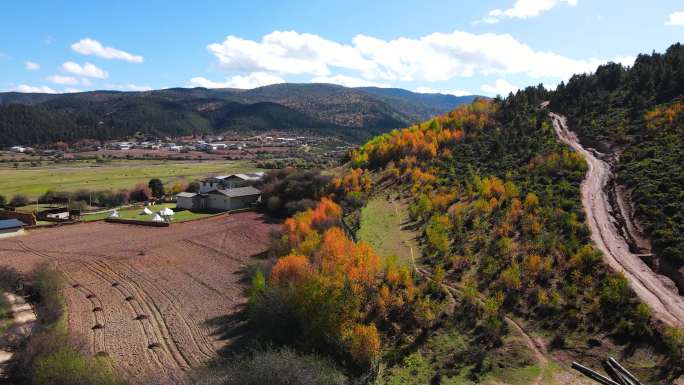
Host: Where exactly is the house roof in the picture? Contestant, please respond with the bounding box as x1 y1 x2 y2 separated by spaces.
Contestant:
0 219 25 230
176 192 198 198
233 172 265 181
210 186 261 198
203 172 265 182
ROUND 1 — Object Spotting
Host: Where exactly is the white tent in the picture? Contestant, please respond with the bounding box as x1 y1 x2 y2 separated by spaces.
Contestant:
108 210 119 218
142 207 153 215
159 207 174 216
152 214 164 222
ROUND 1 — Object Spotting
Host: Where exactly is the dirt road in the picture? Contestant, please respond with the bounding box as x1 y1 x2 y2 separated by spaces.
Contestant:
550 112 684 327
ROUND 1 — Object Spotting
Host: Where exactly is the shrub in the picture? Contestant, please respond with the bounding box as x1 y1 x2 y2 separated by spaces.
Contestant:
10 194 29 207
148 178 165 198
32 345 120 385
189 347 348 385
8 264 123 385
0 266 21 291
347 324 380 368
248 286 300 345
186 181 200 193
27 263 65 327
0 194 6 206
259 169 332 217
9 330 122 385
129 183 151 202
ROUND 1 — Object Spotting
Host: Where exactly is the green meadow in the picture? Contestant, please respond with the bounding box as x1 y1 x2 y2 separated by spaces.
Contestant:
81 203 217 222
0 159 260 199
356 194 419 266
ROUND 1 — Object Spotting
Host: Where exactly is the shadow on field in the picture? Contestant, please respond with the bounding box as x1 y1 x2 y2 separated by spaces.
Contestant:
205 305 255 357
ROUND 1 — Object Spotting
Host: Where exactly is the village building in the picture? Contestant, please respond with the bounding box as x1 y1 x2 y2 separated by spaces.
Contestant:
176 186 261 212
177 172 264 212
0 219 25 238
199 172 265 193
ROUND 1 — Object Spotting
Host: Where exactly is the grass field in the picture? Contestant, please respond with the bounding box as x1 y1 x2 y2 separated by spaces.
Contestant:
81 203 217 223
0 159 260 199
357 195 419 266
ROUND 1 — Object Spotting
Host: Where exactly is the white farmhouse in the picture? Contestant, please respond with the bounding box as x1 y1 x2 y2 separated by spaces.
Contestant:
199 172 265 193
176 187 261 212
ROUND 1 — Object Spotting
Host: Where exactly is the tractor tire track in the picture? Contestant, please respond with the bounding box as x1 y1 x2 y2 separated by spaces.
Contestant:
107 259 215 363
88 260 195 370
78 260 173 373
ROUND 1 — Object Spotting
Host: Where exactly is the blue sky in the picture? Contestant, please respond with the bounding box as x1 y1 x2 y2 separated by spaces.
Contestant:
1 0 683 96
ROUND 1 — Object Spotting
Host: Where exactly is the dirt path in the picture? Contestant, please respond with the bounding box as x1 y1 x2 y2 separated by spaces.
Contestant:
550 112 684 328
416 266 549 384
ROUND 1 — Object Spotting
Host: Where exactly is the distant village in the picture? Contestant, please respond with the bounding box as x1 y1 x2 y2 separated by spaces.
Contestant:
8 132 352 154
2 132 355 168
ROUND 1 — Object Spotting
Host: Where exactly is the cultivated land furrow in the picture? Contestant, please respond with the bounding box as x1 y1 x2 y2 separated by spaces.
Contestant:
551 112 684 327
79 260 177 373
0 212 278 383
108 259 215 363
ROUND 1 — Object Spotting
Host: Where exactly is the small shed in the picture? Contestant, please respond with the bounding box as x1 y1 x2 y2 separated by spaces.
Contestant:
0 219 25 238
176 192 198 210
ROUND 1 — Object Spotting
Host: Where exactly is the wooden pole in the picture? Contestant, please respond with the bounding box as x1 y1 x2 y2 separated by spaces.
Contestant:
572 362 621 385
608 358 643 385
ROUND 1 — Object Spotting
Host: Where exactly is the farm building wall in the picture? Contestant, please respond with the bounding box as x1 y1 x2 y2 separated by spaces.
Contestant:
208 194 231 211
176 196 194 210
227 195 259 210
0 210 36 226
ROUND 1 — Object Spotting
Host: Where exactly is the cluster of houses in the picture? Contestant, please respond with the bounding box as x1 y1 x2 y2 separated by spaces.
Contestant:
176 172 264 212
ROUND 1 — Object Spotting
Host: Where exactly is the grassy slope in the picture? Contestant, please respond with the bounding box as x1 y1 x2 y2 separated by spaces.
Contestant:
357 194 419 266
0 159 259 199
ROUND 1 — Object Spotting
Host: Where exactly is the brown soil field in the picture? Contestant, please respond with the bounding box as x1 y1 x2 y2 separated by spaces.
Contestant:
0 212 278 384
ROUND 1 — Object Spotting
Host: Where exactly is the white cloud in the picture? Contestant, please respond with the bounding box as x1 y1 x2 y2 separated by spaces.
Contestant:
208 31 374 77
13 84 57 93
62 61 108 79
190 72 284 89
48 75 79 85
25 61 40 70
63 88 82 93
205 30 615 84
311 74 389 88
105 83 153 92
414 86 471 97
613 55 636 67
480 0 578 23
71 38 143 63
665 11 684 26
480 79 520 96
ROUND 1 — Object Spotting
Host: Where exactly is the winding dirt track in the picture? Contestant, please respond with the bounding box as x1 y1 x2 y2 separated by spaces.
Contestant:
551 112 684 328
0 212 278 384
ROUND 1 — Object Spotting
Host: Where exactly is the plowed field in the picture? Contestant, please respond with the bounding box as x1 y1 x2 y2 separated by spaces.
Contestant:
0 212 278 384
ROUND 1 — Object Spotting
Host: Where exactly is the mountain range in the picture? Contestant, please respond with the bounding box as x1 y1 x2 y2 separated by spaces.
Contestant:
0 84 478 146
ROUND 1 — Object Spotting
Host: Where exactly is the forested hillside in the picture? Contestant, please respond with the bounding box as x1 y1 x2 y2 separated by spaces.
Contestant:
226 91 682 385
551 43 684 274
0 84 476 146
